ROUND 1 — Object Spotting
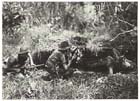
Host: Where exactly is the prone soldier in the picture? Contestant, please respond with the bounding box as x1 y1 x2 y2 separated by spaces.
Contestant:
3 46 35 76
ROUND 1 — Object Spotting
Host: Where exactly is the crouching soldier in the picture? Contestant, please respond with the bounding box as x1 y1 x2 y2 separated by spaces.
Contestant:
3 47 35 76
44 41 77 81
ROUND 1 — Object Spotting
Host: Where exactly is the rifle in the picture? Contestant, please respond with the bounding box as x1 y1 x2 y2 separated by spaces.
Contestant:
67 47 79 68
26 64 45 70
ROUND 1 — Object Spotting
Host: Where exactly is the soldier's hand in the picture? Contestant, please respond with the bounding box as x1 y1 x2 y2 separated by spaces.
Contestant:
71 52 77 60
64 65 68 70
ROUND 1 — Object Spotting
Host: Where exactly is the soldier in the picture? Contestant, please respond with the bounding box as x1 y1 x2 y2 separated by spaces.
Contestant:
44 41 77 80
3 46 35 75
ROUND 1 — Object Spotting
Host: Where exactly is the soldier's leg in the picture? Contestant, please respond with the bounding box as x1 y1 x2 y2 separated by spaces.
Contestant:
57 68 66 79
61 68 75 79
44 66 58 80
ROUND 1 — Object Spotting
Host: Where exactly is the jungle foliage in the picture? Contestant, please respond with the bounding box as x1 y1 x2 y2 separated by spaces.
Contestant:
2 2 138 99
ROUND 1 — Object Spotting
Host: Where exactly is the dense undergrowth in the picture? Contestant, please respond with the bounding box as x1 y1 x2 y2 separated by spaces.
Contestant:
3 23 110 57
3 24 138 99
2 2 138 99
3 70 137 99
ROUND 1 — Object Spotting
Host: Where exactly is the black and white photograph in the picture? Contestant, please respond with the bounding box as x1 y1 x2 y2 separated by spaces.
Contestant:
2 1 138 99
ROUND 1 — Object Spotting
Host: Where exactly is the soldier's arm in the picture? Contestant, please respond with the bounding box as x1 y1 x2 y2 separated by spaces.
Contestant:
60 54 69 70
62 52 77 70
68 50 78 65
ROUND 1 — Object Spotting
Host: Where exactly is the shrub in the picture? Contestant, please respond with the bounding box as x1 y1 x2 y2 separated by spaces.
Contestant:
91 73 138 99
3 71 137 99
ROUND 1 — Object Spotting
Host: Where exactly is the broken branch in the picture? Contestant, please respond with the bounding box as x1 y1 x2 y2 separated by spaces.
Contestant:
117 17 135 27
110 29 134 42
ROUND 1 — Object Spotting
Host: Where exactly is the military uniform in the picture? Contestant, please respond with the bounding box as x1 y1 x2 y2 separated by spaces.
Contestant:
44 41 75 80
45 50 67 77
